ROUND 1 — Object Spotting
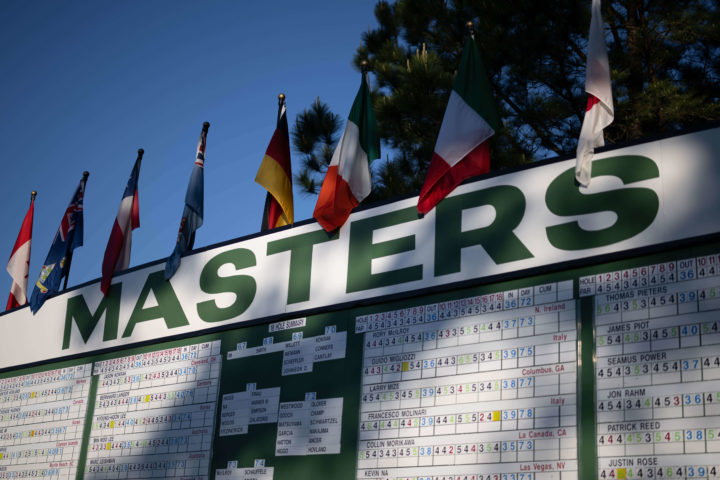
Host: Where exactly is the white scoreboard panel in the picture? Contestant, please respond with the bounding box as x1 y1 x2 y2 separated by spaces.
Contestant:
355 281 578 480
581 251 720 480
0 364 91 479
86 340 222 479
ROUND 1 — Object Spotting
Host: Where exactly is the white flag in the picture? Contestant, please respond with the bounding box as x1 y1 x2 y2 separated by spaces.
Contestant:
576 0 614 187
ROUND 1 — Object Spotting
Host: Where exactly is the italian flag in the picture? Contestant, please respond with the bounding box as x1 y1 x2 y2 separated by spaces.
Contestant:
6 194 35 310
314 72 380 232
417 36 501 215
575 0 614 187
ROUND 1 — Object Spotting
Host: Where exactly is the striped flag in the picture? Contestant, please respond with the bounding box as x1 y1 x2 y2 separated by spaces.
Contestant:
417 35 501 214
6 192 35 310
575 0 614 187
101 149 143 295
314 72 379 232
30 172 88 314
165 122 209 280
256 94 293 231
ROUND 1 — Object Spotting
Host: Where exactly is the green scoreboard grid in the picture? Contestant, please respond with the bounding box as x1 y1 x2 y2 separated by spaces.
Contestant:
2 239 720 480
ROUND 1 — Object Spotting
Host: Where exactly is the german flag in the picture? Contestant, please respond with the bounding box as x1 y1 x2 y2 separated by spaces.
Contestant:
256 94 293 231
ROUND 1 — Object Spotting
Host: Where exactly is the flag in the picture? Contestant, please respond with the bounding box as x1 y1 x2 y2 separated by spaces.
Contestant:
575 0 614 187
165 122 209 280
101 150 143 295
417 35 501 214
314 72 379 232
6 192 35 310
256 95 293 231
29 173 88 314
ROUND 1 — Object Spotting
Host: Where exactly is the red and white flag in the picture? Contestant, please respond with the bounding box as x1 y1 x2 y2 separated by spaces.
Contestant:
101 150 142 295
6 193 35 310
576 0 614 187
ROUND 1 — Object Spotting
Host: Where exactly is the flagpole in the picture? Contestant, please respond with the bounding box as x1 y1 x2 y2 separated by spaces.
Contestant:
63 171 89 291
278 93 294 228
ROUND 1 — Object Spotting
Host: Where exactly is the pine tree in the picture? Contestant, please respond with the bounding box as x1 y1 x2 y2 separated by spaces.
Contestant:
292 98 342 195
293 0 720 201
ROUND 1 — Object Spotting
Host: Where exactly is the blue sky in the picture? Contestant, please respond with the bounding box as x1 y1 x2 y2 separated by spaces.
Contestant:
0 0 379 297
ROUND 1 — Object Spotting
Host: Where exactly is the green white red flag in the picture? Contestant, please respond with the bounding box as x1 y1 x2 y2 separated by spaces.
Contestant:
417 36 501 214
313 72 380 232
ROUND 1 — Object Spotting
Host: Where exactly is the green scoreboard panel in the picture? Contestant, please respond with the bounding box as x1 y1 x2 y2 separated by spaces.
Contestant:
3 240 720 480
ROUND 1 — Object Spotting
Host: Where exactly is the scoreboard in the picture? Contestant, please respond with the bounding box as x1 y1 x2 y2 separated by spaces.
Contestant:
586 253 720 480
1 127 719 479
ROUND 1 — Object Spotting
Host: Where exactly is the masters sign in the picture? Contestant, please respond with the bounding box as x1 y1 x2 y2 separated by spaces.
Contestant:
1 127 719 369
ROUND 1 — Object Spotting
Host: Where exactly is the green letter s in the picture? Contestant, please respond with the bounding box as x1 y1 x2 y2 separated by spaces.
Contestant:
197 248 256 322
545 155 659 250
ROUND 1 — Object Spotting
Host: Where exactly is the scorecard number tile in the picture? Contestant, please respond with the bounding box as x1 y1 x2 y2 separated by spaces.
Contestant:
85 340 221 479
355 282 578 480
592 254 720 480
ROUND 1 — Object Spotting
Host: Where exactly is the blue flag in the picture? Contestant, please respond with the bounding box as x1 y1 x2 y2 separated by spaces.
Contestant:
165 122 209 279
30 173 88 313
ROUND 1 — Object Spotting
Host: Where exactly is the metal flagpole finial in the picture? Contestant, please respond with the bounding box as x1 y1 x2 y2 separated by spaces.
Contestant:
82 171 90 180
466 20 475 38
278 93 286 106
360 60 370 73
30 191 37 202
137 148 144 158
202 121 210 131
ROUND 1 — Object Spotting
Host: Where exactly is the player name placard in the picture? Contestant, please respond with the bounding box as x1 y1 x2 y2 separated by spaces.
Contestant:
227 330 347 376
275 396 343 456
219 384 280 436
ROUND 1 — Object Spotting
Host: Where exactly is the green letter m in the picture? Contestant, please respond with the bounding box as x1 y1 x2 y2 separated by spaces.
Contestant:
62 284 121 350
